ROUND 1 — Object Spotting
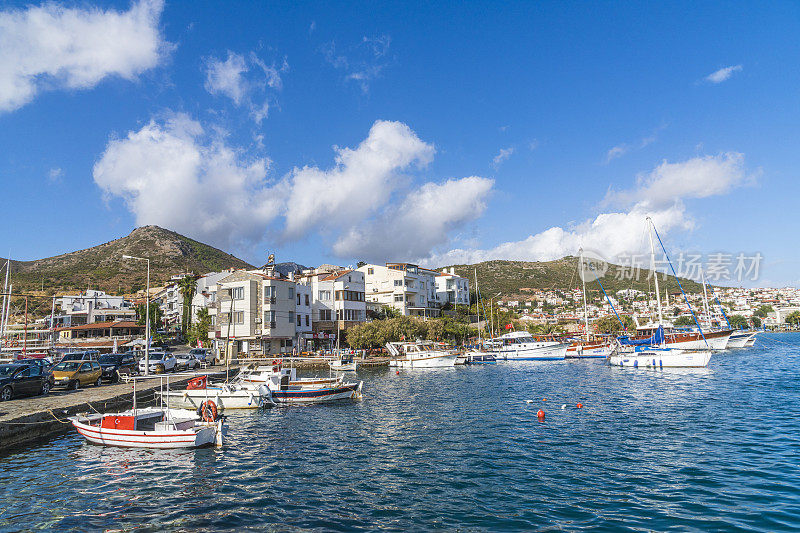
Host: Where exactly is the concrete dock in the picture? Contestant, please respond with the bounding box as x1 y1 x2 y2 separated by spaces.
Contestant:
0 371 230 451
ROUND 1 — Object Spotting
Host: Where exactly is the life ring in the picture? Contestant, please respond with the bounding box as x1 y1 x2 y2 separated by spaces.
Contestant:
197 400 218 422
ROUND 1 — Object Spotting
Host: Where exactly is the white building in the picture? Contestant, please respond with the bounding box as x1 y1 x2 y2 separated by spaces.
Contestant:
434 268 470 307
296 267 366 349
210 268 313 359
357 262 440 317
55 290 135 327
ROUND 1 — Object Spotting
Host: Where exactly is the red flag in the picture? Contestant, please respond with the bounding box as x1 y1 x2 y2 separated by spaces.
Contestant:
505 323 512 330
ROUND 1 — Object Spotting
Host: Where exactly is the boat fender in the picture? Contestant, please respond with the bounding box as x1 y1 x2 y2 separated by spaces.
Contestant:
198 400 218 422
561 404 566 410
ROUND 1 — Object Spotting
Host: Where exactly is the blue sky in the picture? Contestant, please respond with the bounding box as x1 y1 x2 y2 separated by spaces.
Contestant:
0 1 798 286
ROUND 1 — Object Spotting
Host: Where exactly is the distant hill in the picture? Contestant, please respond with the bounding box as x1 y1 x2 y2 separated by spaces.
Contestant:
439 257 704 301
2 226 255 294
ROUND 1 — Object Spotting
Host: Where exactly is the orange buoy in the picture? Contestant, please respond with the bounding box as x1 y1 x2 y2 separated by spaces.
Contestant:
537 409 545 420
542 398 547 402
576 402 583 409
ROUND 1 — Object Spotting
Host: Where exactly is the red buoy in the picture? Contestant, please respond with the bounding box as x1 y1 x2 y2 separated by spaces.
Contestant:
537 409 545 420
396 370 400 375
576 402 583 409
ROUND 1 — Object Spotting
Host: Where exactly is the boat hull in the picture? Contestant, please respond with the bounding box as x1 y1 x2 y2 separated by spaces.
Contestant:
496 342 569 361
159 385 272 410
270 381 363 404
72 419 221 449
608 349 712 368
566 342 615 359
727 332 756 348
389 352 459 368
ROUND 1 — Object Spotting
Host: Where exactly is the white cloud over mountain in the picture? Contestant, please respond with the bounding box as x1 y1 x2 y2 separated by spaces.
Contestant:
0 0 168 113
423 152 752 266
94 116 493 260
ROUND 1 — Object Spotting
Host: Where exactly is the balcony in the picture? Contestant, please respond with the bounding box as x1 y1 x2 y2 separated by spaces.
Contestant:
264 297 276 305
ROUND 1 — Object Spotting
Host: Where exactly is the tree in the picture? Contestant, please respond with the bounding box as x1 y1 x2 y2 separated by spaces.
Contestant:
728 314 748 329
674 315 695 327
785 311 800 327
135 303 163 330
750 316 762 328
595 315 634 334
753 305 774 318
177 274 199 335
188 307 212 347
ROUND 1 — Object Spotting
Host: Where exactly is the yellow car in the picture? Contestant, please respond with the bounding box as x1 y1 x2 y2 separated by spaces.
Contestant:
51 360 103 390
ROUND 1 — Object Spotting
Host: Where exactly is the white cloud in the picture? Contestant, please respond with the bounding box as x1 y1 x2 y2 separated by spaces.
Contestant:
705 65 742 84
47 167 63 183
424 152 752 267
0 0 168 113
204 51 287 123
605 125 664 163
93 113 280 250
322 35 391 93
283 120 435 238
334 176 494 260
95 116 490 261
606 152 750 208
605 143 630 162
492 147 515 168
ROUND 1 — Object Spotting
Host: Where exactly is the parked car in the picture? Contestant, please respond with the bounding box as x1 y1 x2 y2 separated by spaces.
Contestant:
16 359 56 388
189 348 213 365
0 363 52 400
175 353 200 371
98 353 137 382
59 350 99 363
138 351 177 373
51 360 103 390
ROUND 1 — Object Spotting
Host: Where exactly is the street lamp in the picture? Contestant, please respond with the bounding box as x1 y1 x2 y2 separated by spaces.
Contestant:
123 255 151 376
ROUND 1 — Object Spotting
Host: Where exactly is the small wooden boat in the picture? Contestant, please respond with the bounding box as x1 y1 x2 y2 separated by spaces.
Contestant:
264 368 363 404
70 374 224 448
159 375 274 411
328 354 357 372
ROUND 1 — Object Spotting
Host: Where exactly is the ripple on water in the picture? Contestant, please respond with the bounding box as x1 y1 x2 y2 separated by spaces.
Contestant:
1 334 800 531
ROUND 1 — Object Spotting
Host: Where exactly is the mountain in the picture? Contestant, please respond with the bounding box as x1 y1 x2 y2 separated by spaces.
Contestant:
2 226 255 294
440 257 705 301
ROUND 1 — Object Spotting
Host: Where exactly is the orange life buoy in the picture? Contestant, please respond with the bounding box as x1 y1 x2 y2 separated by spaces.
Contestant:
198 400 218 422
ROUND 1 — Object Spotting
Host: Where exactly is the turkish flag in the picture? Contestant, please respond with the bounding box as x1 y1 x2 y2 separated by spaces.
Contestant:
505 324 512 330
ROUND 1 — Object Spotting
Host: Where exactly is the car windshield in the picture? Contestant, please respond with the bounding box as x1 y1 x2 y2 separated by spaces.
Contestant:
99 355 121 364
0 365 22 376
54 361 82 371
190 349 203 354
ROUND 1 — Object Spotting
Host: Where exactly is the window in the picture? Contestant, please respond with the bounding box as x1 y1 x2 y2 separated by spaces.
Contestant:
405 280 414 288
265 310 276 325
297 314 302 326
231 287 244 300
394 294 404 302
288 311 294 323
80 363 91 372
288 287 294 299
305 315 309 326
335 290 365 302
28 366 41 376
297 294 300 305
394 280 403 287
232 311 244 324
368 268 374 275
319 309 332 321
264 285 275 299
318 290 331 301
305 294 310 306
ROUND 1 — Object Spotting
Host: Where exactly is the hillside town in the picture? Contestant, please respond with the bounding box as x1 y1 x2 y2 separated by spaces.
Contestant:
1 258 798 361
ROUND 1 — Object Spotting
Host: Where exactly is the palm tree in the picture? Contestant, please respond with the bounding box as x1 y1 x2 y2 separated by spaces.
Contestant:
177 274 199 336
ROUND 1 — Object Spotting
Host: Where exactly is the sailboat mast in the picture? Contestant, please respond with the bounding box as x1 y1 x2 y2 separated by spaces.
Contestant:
474 267 481 343
701 269 711 327
647 217 664 325
0 259 9 341
579 249 589 341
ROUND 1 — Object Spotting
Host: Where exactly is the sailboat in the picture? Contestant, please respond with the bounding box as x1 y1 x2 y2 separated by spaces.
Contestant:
566 249 615 359
459 268 497 364
608 217 713 368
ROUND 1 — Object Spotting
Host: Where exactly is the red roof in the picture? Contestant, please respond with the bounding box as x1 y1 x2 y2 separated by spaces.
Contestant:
59 320 142 331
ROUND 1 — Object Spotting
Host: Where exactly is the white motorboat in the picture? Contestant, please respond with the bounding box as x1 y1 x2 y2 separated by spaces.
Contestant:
386 341 459 368
727 331 757 348
264 368 363 404
237 362 344 387
608 345 712 368
489 331 569 361
70 375 224 448
328 354 357 372
158 375 274 411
